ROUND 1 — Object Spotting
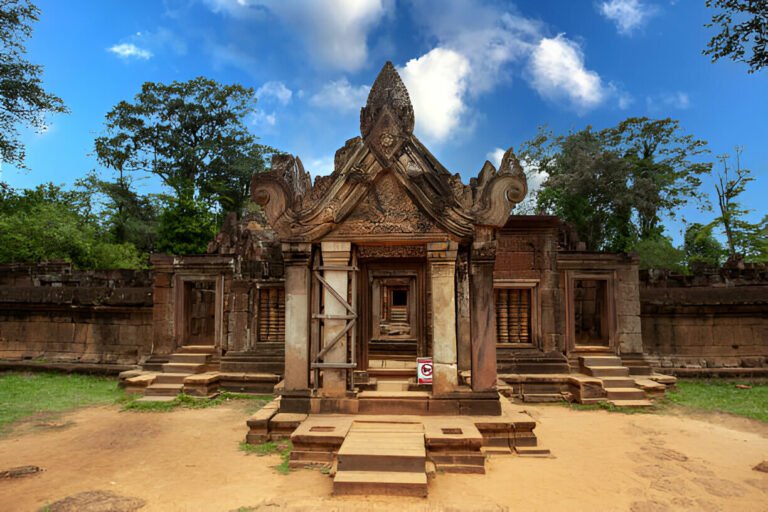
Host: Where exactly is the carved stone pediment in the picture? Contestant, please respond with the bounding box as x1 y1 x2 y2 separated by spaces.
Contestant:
250 61 528 244
331 171 439 237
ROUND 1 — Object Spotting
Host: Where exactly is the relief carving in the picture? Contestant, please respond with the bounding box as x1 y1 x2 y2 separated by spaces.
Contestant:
332 172 437 235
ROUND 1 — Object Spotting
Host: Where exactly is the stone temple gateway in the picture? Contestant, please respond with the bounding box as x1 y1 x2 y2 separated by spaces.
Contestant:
130 62 674 495
251 61 528 410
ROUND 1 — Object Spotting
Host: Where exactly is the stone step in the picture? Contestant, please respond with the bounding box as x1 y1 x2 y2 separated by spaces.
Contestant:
579 355 622 367
522 393 566 403
162 362 206 374
153 373 188 385
434 463 485 474
584 366 630 377
337 431 425 473
605 388 647 400
169 353 210 364
601 377 636 388
428 453 486 466
333 471 427 497
135 396 176 403
180 345 217 354
376 380 411 392
144 383 183 396
608 399 653 408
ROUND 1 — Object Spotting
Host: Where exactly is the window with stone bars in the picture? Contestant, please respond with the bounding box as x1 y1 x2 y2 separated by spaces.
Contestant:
495 288 532 344
257 287 285 342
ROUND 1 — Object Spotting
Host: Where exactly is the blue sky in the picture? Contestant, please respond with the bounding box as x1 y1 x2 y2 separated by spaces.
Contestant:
4 0 767 243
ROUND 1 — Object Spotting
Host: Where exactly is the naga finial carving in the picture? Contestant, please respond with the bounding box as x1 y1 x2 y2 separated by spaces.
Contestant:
250 153 312 236
470 147 528 227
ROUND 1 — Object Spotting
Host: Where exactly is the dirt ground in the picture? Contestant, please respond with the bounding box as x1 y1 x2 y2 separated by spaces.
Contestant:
0 401 766 512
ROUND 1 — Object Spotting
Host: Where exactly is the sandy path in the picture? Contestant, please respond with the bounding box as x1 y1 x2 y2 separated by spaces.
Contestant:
0 402 765 511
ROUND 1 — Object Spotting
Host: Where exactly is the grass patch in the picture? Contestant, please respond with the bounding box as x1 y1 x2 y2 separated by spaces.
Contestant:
0 371 122 433
120 392 272 413
239 439 292 474
666 379 768 422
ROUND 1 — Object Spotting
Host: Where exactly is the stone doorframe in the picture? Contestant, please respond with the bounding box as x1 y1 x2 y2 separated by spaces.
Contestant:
173 274 226 351
359 260 427 366
563 270 618 355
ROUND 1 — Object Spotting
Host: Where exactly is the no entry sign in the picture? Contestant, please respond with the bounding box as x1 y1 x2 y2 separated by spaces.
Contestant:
417 357 433 385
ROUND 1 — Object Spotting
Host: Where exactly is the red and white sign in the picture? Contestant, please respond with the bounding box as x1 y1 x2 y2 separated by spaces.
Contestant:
417 357 433 385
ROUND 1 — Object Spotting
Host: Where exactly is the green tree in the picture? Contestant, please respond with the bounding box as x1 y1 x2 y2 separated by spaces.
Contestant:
155 196 217 255
631 236 686 273
0 0 67 168
523 127 635 252
684 222 723 268
603 118 711 240
522 118 711 254
704 0 768 73
0 183 143 268
714 148 766 261
94 77 272 215
77 170 159 255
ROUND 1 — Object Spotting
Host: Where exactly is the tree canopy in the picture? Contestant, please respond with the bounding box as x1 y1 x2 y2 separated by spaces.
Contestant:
0 183 144 268
94 77 275 254
0 0 67 168
94 77 271 215
704 0 768 73
713 148 767 261
520 118 711 255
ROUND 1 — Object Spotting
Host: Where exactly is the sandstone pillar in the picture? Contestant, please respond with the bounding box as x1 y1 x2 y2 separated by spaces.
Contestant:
470 238 498 391
428 241 459 395
320 241 352 397
456 249 472 372
282 243 312 391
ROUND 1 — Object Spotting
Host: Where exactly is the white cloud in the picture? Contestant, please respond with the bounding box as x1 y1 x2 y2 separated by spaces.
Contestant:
251 110 277 128
108 43 152 60
528 35 607 111
399 48 471 144
203 0 393 72
256 81 293 105
646 91 690 112
408 1 540 96
599 0 657 35
306 155 335 177
487 147 506 168
309 78 370 112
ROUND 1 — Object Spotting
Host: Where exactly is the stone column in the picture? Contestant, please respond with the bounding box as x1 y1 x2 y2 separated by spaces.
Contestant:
428 241 459 395
470 238 498 392
320 241 352 398
282 243 312 391
456 248 472 372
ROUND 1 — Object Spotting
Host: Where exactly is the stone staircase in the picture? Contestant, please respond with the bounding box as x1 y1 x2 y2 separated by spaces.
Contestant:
333 422 428 497
579 355 652 407
139 345 216 402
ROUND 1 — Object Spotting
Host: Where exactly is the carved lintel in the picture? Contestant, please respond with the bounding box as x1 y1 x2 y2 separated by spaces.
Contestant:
357 245 427 259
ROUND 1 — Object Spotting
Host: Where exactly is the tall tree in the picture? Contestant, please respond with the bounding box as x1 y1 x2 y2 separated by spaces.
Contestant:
94 77 272 215
77 170 159 255
714 147 766 261
704 0 768 73
0 0 67 168
684 222 723 268
522 127 635 252
603 118 711 240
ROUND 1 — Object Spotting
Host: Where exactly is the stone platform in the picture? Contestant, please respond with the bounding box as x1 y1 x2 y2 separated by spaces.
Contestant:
245 394 548 497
